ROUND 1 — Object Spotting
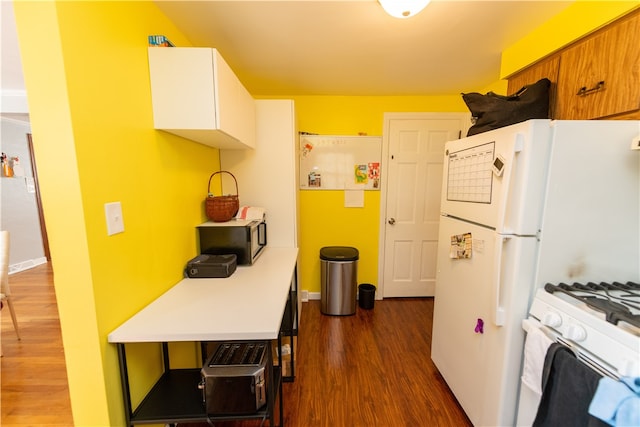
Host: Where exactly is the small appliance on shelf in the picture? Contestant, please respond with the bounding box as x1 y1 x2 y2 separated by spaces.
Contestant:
185 254 237 278
199 341 268 415
197 219 267 266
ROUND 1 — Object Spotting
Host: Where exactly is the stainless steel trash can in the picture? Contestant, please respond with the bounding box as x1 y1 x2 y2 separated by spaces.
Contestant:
320 246 359 315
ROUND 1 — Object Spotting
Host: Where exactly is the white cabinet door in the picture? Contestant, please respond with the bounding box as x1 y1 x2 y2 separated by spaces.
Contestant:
213 50 256 149
148 47 255 149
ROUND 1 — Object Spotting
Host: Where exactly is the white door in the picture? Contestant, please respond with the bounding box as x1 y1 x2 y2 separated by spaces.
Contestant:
379 113 468 297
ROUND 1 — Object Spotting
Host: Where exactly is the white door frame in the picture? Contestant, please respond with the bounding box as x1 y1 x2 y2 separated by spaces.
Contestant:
376 112 470 299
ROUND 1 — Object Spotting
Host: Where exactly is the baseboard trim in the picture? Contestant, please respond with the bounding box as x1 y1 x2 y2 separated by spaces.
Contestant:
306 291 321 301
9 257 48 275
301 291 381 302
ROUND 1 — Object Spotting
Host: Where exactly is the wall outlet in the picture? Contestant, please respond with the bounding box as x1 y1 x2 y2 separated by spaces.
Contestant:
631 136 640 150
105 202 125 235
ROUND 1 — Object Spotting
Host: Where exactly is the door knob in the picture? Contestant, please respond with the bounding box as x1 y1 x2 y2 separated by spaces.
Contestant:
388 218 396 225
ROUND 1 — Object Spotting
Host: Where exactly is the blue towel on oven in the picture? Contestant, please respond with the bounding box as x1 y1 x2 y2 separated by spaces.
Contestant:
589 376 640 426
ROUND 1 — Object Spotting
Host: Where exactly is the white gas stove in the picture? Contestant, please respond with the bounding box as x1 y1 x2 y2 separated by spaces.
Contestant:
516 281 640 426
529 281 640 379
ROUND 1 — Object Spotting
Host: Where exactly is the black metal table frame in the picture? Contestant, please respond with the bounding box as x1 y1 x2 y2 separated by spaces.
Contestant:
114 264 298 426
116 340 284 426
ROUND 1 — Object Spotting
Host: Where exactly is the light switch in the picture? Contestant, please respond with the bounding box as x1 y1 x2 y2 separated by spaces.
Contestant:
105 202 125 235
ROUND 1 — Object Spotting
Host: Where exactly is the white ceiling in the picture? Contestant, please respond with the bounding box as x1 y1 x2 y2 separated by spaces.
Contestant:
2 1 574 99
154 0 574 96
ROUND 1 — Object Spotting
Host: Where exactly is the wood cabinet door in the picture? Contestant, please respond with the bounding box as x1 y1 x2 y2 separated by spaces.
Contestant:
507 56 560 119
556 11 640 119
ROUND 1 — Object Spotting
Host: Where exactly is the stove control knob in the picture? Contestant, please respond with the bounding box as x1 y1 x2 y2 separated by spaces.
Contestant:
541 311 562 328
564 324 587 342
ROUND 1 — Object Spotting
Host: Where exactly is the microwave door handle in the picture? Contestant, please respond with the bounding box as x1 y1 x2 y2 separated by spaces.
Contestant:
259 222 267 245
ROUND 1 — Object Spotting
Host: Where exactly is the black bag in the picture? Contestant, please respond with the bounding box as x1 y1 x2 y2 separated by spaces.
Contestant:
462 78 551 136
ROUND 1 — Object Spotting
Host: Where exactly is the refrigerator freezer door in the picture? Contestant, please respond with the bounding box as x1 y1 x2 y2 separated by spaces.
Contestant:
432 215 538 426
440 120 552 235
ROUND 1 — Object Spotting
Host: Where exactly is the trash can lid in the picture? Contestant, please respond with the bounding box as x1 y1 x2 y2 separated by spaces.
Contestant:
320 246 359 261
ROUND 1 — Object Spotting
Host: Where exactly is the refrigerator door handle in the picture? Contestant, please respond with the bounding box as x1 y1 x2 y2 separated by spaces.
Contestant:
492 235 511 326
495 133 524 233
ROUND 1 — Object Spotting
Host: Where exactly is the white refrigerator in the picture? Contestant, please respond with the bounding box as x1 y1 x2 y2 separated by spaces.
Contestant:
431 119 640 426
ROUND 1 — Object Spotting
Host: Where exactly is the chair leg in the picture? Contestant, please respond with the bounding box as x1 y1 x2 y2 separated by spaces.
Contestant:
5 296 20 340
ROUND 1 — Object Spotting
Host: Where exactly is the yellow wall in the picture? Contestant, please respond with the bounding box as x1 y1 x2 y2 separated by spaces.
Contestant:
288 96 468 294
291 0 640 296
11 0 639 425
13 1 217 425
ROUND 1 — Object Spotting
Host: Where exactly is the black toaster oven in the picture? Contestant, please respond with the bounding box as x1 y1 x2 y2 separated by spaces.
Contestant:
200 341 268 415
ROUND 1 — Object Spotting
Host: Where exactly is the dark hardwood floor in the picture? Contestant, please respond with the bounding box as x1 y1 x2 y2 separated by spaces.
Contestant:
189 299 472 427
1 264 471 427
279 298 472 426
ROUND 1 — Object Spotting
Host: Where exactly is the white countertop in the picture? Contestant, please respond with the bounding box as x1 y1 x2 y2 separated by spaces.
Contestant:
108 247 298 343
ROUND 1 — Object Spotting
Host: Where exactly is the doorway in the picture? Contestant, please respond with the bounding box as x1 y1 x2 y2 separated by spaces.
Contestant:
0 118 49 271
27 133 50 261
378 113 469 297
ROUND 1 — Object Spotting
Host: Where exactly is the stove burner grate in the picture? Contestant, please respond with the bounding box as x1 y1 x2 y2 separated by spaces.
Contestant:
544 281 640 328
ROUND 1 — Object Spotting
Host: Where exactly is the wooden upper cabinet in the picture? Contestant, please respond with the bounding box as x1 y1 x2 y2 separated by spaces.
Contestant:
556 11 640 120
508 9 640 121
507 56 560 118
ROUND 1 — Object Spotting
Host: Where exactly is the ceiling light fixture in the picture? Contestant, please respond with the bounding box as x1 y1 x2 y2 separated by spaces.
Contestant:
378 0 430 19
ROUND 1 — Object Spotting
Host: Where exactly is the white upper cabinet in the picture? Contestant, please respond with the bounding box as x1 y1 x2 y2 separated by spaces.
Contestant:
148 47 256 149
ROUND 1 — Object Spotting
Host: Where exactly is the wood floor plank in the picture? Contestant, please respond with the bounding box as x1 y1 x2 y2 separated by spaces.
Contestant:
1 263 73 427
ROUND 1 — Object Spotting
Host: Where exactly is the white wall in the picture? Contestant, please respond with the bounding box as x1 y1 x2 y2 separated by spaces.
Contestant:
1 1 28 114
1 116 46 272
220 100 299 248
1 2 46 272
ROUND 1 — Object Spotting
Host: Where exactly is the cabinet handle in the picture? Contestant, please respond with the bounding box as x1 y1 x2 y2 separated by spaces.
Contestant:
577 80 605 96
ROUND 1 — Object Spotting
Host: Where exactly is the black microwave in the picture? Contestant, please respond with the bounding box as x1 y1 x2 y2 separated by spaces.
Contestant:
197 220 267 265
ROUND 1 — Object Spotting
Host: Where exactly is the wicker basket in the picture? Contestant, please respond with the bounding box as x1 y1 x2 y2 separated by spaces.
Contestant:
205 171 239 222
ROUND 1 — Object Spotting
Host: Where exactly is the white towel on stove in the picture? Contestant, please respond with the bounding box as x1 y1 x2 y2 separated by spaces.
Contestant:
522 322 554 396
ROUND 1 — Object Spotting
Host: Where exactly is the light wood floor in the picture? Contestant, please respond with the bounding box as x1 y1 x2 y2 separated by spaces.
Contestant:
1 263 73 426
1 264 471 427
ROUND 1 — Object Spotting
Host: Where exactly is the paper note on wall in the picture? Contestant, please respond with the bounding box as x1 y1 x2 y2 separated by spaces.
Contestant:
24 177 36 193
344 189 364 208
